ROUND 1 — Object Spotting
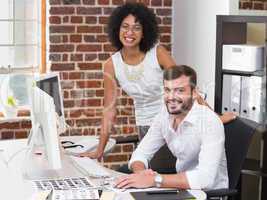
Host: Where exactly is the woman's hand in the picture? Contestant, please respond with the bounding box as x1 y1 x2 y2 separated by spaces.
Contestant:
195 91 206 105
78 150 103 161
114 169 156 189
194 89 237 124
220 112 237 124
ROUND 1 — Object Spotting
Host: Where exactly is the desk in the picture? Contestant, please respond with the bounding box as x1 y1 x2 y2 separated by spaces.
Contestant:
0 138 206 200
61 136 116 155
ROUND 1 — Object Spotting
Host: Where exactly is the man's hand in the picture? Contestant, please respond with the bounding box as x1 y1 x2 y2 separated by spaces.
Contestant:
78 150 103 161
114 169 156 189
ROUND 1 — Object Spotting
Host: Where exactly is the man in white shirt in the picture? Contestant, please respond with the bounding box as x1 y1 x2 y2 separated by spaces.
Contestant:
115 65 228 190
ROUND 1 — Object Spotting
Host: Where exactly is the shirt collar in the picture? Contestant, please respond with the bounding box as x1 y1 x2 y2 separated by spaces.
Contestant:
182 101 200 125
167 100 200 127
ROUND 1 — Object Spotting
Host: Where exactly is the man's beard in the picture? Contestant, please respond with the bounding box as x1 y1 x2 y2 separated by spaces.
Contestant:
166 97 193 115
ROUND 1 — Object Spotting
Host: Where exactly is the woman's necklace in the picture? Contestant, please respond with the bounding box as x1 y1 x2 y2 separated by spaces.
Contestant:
122 52 145 81
124 62 144 81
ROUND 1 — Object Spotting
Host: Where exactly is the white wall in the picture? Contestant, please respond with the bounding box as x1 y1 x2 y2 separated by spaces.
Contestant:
172 0 239 108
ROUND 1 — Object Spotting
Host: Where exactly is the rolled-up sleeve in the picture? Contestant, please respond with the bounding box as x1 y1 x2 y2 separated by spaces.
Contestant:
128 113 166 170
186 115 225 189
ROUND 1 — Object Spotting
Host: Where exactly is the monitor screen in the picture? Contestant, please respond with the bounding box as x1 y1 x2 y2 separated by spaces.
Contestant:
35 74 63 117
35 73 66 135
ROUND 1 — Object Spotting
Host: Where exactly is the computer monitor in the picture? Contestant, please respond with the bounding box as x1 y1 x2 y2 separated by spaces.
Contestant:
34 72 66 133
23 86 62 179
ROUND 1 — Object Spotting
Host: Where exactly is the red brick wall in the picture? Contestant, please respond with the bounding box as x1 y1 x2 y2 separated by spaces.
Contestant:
0 0 172 169
0 120 31 140
240 0 267 10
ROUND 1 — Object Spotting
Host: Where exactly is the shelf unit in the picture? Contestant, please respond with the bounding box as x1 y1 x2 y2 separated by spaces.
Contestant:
222 69 265 77
215 15 267 200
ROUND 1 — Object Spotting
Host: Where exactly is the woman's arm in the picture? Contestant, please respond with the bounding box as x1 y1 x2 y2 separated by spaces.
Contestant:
79 58 118 160
157 45 176 69
195 91 237 124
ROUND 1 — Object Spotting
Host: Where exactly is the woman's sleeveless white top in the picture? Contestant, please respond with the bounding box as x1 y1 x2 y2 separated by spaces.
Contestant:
111 45 164 126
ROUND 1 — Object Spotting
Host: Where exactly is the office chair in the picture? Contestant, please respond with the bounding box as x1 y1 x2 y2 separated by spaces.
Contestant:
205 117 258 200
116 135 177 174
149 144 176 174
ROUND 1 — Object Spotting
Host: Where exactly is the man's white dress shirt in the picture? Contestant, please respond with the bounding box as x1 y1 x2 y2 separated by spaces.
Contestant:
129 101 229 190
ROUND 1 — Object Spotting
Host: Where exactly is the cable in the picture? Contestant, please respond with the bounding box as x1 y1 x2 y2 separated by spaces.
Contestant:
7 147 30 166
0 149 8 167
0 147 30 168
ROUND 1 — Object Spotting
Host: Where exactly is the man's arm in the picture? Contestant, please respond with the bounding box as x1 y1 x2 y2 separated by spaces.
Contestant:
185 112 226 189
161 173 190 189
131 162 190 188
128 112 166 171
115 171 190 189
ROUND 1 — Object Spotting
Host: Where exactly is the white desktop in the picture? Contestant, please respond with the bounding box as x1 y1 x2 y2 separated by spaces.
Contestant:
0 136 206 200
23 86 62 180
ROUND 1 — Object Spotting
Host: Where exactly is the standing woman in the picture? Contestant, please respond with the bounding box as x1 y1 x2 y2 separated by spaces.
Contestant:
80 2 236 160
80 2 175 159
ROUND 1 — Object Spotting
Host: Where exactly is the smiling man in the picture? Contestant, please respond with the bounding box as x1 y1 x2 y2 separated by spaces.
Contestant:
115 65 229 190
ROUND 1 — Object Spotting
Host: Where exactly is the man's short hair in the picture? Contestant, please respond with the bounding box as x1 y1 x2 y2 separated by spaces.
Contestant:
163 65 197 89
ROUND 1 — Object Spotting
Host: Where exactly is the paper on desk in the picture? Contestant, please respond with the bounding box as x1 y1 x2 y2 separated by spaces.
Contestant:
31 189 100 200
64 139 99 155
52 189 99 200
100 191 116 200
30 190 51 200
31 188 99 200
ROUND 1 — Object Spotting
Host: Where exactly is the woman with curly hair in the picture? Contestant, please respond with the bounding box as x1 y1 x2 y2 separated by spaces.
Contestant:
80 2 236 161
80 2 175 160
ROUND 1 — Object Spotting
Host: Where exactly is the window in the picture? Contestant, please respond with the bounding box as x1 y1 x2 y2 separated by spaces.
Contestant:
0 0 46 113
0 0 41 68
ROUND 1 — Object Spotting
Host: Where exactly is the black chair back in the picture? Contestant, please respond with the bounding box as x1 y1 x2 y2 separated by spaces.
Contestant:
150 144 177 174
224 117 257 189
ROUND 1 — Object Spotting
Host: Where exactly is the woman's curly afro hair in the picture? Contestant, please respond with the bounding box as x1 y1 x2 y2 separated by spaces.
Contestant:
107 2 159 53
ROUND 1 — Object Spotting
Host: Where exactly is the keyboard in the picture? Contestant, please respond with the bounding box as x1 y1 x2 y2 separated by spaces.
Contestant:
70 156 110 178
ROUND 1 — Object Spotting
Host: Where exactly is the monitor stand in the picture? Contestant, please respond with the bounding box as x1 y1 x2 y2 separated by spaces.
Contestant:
22 150 60 180
23 125 63 180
